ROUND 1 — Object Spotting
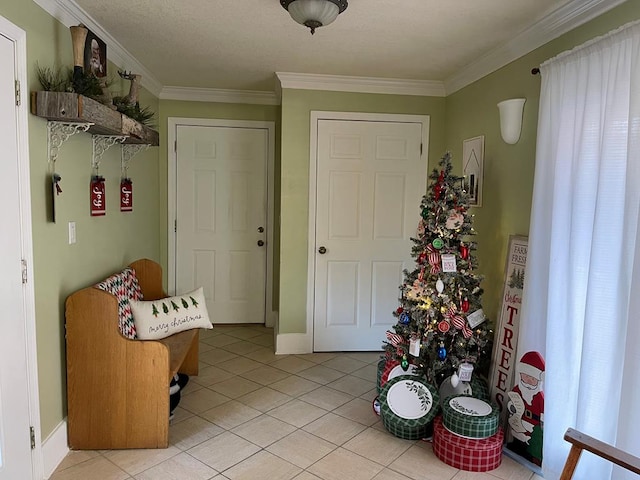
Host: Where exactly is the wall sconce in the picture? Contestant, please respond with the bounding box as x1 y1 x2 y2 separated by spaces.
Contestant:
497 98 526 144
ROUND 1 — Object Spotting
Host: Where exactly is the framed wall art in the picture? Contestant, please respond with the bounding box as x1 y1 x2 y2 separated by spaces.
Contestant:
462 135 484 207
84 29 107 78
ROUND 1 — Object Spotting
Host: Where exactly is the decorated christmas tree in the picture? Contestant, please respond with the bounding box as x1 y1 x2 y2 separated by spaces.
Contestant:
383 152 493 385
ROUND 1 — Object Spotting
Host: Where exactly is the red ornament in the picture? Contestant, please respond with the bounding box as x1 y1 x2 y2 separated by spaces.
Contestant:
459 244 469 260
418 252 427 264
396 307 404 314
461 297 470 313
437 320 450 333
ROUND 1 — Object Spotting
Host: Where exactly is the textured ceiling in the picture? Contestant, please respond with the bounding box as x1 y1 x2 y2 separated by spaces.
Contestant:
71 0 579 92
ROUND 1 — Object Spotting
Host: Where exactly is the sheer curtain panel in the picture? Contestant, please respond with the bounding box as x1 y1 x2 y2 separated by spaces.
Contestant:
519 20 640 480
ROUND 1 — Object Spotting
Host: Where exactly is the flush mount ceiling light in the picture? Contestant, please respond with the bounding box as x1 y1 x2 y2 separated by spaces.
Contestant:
281 0 348 35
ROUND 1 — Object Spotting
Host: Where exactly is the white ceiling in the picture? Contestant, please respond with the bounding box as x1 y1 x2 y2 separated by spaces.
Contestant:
38 0 625 99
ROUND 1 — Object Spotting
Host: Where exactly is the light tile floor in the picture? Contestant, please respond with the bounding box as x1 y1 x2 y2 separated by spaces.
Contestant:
51 325 543 480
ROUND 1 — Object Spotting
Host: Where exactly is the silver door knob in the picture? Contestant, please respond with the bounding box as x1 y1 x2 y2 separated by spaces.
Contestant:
318 246 327 254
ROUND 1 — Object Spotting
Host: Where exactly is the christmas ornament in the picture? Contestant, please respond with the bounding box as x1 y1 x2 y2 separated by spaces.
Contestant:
437 320 450 333
459 244 469 260
432 238 444 250
436 278 445 293
427 245 442 274
418 251 427 264
437 342 447 360
386 331 404 346
441 254 457 272
458 363 474 382
399 312 410 325
396 307 404 314
409 336 421 356
417 219 426 237
445 210 464 229
401 355 410 371
446 304 473 338
461 297 470 312
467 309 486 328
450 371 460 388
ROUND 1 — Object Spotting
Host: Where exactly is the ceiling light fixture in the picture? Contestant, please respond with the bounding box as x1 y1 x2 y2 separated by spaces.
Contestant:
281 0 348 35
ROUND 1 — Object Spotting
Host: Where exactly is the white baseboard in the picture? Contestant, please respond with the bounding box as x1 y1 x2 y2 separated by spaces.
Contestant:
42 419 68 479
276 332 312 355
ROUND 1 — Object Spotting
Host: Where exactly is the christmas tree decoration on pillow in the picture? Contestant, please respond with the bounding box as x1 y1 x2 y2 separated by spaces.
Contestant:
381 152 492 386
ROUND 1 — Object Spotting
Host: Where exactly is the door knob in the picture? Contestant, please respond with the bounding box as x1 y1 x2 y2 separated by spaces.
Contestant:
257 240 265 247
257 226 264 233
318 246 327 254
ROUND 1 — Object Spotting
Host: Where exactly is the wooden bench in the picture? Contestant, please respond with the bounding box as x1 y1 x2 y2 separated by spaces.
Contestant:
65 259 199 449
560 428 640 479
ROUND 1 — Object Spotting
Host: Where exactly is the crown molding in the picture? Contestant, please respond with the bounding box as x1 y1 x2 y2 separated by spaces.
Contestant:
276 72 446 97
160 86 279 105
444 0 628 94
32 0 163 97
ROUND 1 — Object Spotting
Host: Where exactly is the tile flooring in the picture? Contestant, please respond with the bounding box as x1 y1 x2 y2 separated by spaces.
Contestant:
51 325 542 480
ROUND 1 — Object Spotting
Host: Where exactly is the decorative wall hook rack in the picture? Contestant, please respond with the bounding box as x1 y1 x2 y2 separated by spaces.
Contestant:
48 121 93 171
92 135 127 172
121 144 150 177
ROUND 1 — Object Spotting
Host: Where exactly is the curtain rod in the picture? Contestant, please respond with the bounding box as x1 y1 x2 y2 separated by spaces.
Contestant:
532 67 540 75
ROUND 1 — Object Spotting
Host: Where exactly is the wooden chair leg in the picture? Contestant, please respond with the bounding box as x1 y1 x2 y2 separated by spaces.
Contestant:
559 445 583 480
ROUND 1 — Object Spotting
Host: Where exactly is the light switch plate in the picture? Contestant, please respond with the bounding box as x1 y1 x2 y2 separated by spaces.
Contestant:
68 221 76 244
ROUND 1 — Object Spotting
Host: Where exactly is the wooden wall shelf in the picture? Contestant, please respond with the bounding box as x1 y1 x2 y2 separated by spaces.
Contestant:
31 91 159 146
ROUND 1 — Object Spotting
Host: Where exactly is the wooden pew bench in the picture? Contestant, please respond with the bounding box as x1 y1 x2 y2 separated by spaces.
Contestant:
65 259 199 449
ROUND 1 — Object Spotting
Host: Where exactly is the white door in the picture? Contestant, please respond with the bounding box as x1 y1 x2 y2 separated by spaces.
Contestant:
0 32 34 480
176 125 267 324
313 119 426 351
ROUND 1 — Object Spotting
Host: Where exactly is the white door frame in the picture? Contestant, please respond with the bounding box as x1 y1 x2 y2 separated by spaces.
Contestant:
167 117 276 327
0 15 43 480
305 111 430 352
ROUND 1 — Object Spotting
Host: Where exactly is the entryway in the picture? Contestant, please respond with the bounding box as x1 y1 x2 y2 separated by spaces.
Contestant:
168 119 275 326
0 17 40 480
310 112 429 351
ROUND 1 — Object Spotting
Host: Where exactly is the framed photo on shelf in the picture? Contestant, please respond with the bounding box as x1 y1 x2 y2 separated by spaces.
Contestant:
84 30 107 78
463 135 484 207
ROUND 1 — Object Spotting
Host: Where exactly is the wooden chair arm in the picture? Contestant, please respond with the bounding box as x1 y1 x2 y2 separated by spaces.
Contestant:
559 428 640 479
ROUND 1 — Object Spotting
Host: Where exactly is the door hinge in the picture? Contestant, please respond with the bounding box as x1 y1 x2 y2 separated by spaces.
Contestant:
420 143 423 156
174 219 177 233
30 426 36 450
15 79 21 106
174 140 177 152
21 259 28 284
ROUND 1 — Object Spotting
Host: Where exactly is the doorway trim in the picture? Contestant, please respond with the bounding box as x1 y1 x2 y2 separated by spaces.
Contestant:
300 111 430 354
0 14 43 480
167 117 276 327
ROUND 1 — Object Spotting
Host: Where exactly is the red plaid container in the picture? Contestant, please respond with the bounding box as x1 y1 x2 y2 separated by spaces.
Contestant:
432 416 503 472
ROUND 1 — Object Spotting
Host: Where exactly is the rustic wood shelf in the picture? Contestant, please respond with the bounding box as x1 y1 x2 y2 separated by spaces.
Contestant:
31 91 159 146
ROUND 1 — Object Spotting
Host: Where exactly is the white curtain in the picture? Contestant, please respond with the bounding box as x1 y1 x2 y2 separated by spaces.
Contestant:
519 20 640 480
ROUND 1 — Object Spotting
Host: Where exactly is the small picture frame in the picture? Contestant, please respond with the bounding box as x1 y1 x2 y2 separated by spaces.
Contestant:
84 30 107 78
463 135 484 207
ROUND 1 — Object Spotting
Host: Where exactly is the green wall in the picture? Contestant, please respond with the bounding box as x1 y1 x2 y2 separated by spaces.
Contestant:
0 0 161 439
278 89 446 334
445 0 640 325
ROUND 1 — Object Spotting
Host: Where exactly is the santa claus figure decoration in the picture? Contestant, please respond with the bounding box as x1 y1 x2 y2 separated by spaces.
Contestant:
506 351 545 466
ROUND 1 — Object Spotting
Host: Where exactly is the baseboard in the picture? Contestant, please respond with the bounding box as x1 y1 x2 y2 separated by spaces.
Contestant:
275 332 312 354
42 419 68 479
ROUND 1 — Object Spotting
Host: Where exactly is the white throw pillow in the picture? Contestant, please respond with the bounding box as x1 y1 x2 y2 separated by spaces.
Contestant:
131 287 213 340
